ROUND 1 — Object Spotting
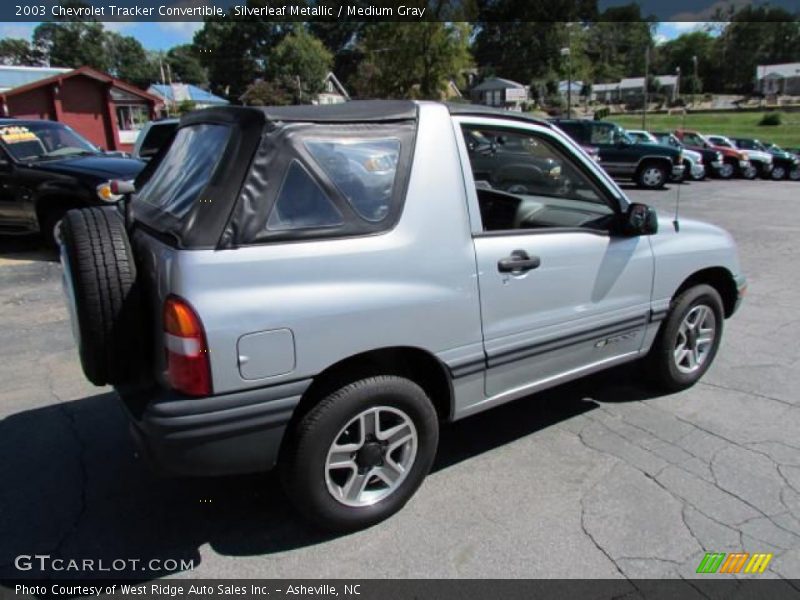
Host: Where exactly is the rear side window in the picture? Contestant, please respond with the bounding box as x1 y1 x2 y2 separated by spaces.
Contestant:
267 161 343 231
555 122 584 143
305 138 400 222
137 124 230 218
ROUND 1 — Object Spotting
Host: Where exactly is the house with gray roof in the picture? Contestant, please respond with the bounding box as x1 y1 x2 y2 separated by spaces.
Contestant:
470 77 529 110
757 63 800 96
0 66 72 93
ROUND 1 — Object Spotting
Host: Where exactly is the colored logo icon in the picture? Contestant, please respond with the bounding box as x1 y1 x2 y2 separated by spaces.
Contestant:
696 552 773 574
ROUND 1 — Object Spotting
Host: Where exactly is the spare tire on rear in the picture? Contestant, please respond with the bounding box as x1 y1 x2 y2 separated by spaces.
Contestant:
60 206 146 386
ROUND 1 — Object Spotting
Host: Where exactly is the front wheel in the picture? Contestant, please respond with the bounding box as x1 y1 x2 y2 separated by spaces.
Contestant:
637 163 668 189
281 376 439 532
717 161 735 179
771 166 787 180
741 164 758 179
789 168 800 181
645 284 724 392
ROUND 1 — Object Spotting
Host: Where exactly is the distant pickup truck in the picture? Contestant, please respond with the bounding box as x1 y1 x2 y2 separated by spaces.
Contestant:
552 119 684 189
0 119 144 246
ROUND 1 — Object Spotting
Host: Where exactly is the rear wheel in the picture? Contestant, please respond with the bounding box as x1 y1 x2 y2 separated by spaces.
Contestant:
645 284 724 392
281 375 438 531
637 162 668 189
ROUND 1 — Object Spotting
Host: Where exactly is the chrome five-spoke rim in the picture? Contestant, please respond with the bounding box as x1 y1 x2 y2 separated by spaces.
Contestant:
325 406 417 507
674 304 716 374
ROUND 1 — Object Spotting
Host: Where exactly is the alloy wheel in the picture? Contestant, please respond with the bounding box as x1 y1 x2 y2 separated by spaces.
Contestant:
325 406 418 507
673 304 717 374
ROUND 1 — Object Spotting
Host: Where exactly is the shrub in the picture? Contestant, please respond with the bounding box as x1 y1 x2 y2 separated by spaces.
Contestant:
758 112 782 126
593 107 610 120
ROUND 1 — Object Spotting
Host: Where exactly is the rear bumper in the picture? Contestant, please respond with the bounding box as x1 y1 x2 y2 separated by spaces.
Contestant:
120 379 310 477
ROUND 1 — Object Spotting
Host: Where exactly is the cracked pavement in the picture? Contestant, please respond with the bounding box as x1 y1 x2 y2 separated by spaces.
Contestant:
0 180 799 581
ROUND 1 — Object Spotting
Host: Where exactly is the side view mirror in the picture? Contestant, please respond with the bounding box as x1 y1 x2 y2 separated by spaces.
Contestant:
110 179 136 195
617 136 632 147
622 202 658 236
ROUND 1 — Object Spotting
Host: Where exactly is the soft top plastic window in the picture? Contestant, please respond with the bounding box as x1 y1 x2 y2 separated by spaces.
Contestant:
137 123 230 219
267 161 344 231
304 138 401 223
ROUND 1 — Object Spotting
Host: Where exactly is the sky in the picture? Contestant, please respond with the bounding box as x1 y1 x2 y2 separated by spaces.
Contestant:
0 21 713 52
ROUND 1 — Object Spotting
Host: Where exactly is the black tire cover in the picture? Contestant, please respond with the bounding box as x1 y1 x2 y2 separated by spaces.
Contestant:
60 206 145 386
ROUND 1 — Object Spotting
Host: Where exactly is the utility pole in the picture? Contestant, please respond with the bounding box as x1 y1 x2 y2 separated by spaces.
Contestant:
642 45 650 130
561 46 572 118
675 66 681 102
692 55 698 106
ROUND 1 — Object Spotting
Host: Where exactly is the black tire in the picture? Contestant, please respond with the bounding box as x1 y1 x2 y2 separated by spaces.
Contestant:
771 165 787 180
60 206 146 386
645 284 724 393
717 160 735 180
741 163 758 180
636 162 668 189
281 375 439 532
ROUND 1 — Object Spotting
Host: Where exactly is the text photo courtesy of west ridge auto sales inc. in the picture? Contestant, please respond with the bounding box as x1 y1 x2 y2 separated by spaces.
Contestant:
1 1 800 598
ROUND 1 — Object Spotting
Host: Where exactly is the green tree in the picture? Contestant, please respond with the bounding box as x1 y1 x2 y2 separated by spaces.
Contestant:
194 11 293 100
33 20 108 70
584 5 655 82
352 22 472 99
241 80 291 106
473 0 594 85
266 28 333 103
653 31 718 94
715 7 800 93
104 32 154 88
165 44 208 86
0 39 39 66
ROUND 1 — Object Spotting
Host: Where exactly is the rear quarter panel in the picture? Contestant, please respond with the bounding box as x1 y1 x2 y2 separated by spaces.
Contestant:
159 103 484 394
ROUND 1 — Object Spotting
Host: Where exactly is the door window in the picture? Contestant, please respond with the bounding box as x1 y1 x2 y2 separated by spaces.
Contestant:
590 123 616 145
461 125 615 233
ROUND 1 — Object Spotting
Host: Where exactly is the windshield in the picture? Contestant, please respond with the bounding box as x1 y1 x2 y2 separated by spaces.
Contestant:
682 132 707 147
0 122 99 161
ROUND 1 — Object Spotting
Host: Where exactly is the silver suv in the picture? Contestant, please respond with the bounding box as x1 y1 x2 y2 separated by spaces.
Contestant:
59 101 746 531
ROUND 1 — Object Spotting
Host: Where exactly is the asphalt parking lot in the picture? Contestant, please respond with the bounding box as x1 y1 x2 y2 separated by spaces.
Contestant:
1 179 799 582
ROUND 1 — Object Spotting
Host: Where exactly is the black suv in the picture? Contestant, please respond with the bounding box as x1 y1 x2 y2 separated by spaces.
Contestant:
552 119 684 189
0 119 145 246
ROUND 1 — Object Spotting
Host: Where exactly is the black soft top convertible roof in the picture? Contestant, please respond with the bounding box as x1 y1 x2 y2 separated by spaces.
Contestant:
177 100 552 128
180 100 418 127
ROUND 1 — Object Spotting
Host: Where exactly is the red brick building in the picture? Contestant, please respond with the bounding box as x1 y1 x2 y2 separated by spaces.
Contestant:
0 66 162 153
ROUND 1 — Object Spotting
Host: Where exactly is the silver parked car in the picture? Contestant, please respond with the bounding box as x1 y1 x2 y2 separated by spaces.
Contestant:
59 102 746 531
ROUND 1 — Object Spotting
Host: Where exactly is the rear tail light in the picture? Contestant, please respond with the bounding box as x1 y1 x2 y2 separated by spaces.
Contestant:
163 295 211 396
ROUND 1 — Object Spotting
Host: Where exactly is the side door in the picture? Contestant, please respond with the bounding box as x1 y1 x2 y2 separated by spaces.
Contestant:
591 123 636 178
0 146 25 230
453 118 655 402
